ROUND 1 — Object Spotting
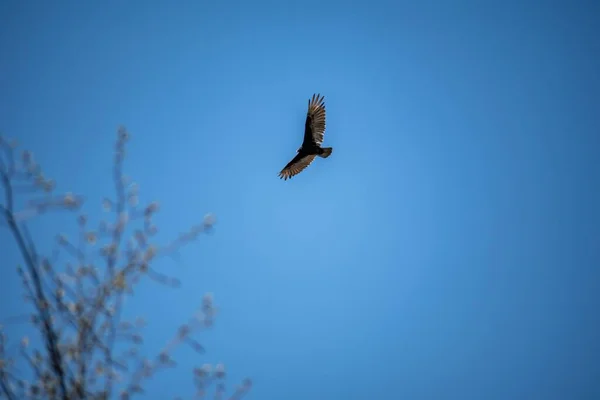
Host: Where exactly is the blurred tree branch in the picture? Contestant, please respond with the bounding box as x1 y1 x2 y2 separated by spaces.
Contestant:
0 128 252 399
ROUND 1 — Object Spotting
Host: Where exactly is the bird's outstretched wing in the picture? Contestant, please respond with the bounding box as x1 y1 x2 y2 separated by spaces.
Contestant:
303 93 326 147
278 153 317 180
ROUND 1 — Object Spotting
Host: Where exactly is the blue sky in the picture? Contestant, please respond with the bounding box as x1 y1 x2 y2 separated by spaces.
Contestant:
1 0 599 399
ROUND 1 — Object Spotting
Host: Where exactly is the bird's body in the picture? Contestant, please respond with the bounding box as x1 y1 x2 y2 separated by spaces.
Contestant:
278 93 333 180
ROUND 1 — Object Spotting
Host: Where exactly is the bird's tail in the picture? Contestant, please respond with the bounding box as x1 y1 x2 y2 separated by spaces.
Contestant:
319 147 333 158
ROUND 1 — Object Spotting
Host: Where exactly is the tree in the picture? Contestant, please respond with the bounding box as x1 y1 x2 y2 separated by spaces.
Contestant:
0 127 252 399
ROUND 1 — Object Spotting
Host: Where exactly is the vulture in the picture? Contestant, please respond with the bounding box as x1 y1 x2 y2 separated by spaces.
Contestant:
278 93 333 180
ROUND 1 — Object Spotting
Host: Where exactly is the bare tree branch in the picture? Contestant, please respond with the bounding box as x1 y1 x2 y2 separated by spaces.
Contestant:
0 129 252 399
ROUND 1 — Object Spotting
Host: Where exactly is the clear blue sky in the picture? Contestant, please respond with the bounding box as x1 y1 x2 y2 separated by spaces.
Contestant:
1 1 599 399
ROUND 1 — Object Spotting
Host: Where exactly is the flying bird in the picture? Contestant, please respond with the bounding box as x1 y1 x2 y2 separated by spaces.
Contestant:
278 93 333 180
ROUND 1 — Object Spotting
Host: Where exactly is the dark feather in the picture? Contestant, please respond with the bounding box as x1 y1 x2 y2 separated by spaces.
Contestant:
278 152 317 180
302 93 326 147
